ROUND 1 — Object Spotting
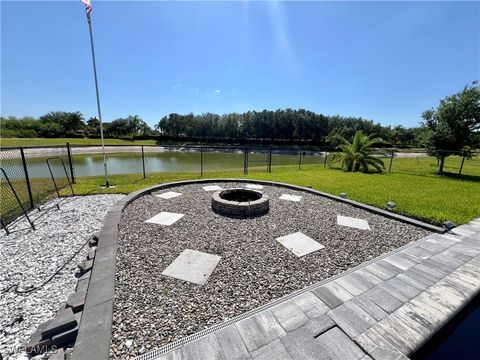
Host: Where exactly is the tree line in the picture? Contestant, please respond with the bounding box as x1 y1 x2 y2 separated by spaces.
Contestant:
0 113 152 139
156 110 423 146
1 109 424 146
1 84 479 162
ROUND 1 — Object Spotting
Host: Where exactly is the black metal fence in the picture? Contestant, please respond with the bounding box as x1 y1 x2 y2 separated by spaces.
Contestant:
1 143 479 228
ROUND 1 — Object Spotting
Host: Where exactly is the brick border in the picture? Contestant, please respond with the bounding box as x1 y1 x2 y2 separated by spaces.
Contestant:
72 179 444 360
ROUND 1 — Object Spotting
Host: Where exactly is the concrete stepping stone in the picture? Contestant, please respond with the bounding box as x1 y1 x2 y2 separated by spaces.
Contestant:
337 215 371 231
246 184 264 190
145 212 184 226
155 191 182 199
276 232 324 257
162 249 221 285
279 194 302 202
202 185 223 191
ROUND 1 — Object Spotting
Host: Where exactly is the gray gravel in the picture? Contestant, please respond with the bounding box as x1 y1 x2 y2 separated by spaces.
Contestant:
112 182 430 359
0 195 124 360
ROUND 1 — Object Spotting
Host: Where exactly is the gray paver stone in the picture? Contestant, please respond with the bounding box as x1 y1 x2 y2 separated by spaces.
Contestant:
395 273 428 291
181 334 224 360
291 291 330 319
316 327 366 360
355 327 400 354
299 314 335 337
402 246 434 261
281 328 330 360
375 261 403 276
336 273 373 296
384 277 422 300
251 339 292 360
214 325 250 360
52 325 79 347
271 301 309 332
327 302 376 338
41 308 78 338
372 314 424 355
364 287 403 314
312 281 354 309
235 311 287 352
369 346 403 360
353 296 388 321
362 263 395 281
67 291 86 313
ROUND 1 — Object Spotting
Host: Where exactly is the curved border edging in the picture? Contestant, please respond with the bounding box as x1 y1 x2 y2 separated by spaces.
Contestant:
72 178 444 360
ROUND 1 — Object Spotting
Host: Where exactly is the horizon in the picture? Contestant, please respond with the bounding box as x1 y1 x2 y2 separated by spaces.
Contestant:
1 1 479 128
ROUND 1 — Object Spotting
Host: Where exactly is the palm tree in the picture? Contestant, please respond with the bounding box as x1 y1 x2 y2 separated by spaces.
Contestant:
329 130 385 172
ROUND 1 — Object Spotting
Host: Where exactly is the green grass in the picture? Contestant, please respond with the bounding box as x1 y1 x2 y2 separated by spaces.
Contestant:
0 137 158 147
57 160 480 226
2 154 478 227
0 177 60 223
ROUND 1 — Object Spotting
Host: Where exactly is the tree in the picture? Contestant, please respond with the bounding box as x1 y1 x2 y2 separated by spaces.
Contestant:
86 117 101 136
422 83 480 173
39 111 85 135
329 130 385 172
105 115 152 137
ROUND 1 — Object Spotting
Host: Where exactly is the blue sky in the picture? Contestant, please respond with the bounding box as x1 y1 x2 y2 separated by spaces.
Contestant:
1 1 479 128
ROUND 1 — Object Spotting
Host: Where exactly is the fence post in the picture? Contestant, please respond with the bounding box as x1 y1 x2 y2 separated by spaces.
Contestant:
268 146 272 173
324 151 328 168
459 154 466 175
388 149 394 173
298 150 302 170
200 147 203 176
243 145 248 175
66 142 75 183
20 147 35 209
141 145 146 178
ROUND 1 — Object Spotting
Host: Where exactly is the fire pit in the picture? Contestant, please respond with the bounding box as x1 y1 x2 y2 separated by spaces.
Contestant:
212 188 269 217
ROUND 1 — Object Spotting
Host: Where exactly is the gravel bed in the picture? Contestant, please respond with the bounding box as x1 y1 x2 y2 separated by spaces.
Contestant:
0 195 124 360
112 182 431 359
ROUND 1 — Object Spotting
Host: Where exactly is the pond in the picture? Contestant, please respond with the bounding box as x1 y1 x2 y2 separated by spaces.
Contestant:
3 151 327 179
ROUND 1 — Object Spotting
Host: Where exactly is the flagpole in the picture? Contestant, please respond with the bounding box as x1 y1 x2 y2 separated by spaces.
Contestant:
87 17 109 187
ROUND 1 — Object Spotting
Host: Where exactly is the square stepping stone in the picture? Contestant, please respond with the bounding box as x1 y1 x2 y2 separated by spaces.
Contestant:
162 249 221 285
202 185 223 192
276 232 324 257
155 191 182 199
246 184 264 190
337 215 371 231
279 194 302 202
145 212 184 226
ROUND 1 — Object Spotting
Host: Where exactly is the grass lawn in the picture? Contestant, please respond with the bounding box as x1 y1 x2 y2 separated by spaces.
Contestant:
59 162 480 226
0 137 158 147
2 155 478 227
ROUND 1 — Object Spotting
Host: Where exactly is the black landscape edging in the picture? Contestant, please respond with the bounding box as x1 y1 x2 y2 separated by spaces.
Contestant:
71 178 445 360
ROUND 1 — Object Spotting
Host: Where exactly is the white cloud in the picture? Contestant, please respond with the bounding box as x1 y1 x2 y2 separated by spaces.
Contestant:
171 83 182 90
214 89 221 93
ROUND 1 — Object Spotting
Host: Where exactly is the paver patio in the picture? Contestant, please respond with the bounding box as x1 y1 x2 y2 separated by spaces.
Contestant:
141 219 480 360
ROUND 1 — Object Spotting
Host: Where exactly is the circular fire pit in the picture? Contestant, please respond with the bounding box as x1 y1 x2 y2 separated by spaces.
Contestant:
212 188 269 217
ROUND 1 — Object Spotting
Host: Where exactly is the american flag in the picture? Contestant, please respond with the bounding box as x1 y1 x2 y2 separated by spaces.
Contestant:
80 0 92 22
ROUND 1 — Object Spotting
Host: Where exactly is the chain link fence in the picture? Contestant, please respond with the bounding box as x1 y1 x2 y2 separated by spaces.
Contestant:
1 143 479 228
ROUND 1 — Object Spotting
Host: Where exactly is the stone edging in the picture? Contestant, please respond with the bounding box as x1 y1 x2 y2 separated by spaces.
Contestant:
71 178 445 360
